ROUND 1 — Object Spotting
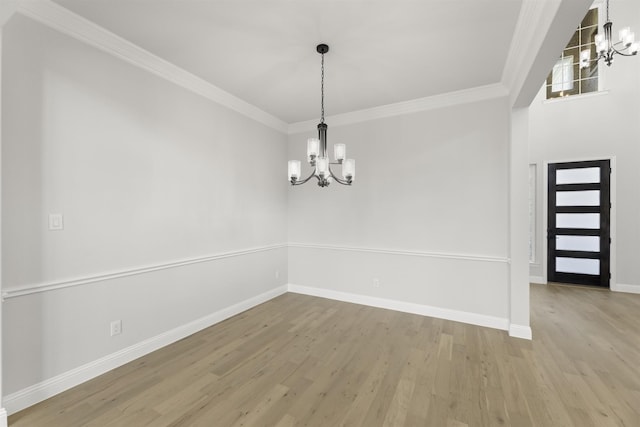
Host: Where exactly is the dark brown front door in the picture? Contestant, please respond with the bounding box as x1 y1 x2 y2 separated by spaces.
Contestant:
548 160 610 287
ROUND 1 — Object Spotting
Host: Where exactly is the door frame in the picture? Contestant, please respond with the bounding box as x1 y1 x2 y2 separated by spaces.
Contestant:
541 156 616 288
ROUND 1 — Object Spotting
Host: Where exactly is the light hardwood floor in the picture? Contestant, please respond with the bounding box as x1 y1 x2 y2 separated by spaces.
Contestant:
9 284 640 426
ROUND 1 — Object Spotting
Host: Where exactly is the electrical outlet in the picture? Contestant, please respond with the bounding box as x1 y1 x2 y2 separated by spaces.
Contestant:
110 320 122 336
48 213 64 231
275 270 280 279
373 278 380 288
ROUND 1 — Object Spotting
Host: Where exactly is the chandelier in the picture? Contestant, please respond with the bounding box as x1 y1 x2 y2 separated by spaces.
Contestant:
288 44 355 187
580 0 638 68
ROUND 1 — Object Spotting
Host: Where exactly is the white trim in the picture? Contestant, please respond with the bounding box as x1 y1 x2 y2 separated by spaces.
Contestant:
529 276 546 285
14 0 511 135
15 0 287 133
509 108 532 342
288 284 510 331
539 3 607 104
529 164 537 263
501 0 560 105
3 285 288 415
287 83 508 134
288 243 509 264
611 283 640 294
1 242 505 300
2 243 287 300
543 90 609 104
502 0 548 90
0 29 6 418
542 161 549 283
509 324 533 340
0 0 18 27
610 157 617 290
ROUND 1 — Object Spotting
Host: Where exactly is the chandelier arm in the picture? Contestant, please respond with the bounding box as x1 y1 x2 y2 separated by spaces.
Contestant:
328 166 352 186
610 45 627 55
593 52 606 63
290 169 317 186
610 44 636 56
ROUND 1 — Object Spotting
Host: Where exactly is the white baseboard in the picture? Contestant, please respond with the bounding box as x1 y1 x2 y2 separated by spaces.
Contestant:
529 276 546 284
509 324 533 340
3 285 288 415
287 284 510 331
0 408 7 427
611 283 640 294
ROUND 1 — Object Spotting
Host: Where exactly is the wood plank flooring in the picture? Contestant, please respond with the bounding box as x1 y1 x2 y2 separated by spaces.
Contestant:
8 284 640 426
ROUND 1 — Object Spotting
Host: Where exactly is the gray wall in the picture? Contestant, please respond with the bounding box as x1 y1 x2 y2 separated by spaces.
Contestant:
528 0 640 288
2 6 531 408
288 96 512 320
2 15 288 395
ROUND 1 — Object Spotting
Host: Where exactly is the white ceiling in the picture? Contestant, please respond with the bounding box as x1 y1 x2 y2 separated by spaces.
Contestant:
52 0 523 124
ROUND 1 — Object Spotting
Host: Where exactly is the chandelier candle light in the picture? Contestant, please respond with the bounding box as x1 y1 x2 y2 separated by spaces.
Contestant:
580 0 638 69
288 44 355 187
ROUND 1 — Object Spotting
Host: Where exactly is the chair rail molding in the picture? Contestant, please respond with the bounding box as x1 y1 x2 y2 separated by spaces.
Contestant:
2 243 287 300
288 242 510 264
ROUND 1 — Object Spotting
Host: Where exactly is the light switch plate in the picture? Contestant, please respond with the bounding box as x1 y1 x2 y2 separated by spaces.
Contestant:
48 214 64 231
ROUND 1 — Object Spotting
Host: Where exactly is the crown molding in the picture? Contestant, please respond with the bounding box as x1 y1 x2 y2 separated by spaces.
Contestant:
1 0 18 27
502 0 594 108
501 0 559 99
287 83 508 134
15 0 288 133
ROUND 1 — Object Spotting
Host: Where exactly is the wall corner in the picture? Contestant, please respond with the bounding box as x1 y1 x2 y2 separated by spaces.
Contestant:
509 107 531 333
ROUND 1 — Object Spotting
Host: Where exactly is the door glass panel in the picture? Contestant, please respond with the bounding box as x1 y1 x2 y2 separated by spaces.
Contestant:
556 235 600 252
556 213 600 229
556 167 600 184
556 190 600 206
556 257 599 275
